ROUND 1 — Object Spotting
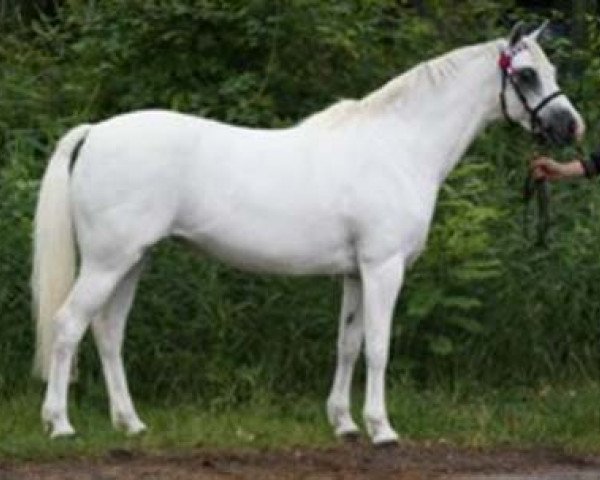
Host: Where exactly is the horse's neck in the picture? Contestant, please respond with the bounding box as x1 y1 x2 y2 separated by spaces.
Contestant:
378 41 504 186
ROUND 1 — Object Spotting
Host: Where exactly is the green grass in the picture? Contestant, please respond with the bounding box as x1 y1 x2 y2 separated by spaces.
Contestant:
3 383 600 460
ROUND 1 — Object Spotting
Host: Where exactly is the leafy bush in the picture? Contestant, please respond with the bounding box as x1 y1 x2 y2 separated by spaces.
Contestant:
1 1 600 403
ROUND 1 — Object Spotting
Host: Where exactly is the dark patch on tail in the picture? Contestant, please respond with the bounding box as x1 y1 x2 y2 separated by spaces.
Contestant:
69 136 88 172
345 314 354 326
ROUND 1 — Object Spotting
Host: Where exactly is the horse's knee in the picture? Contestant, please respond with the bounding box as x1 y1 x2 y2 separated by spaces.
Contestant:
365 345 388 371
339 341 361 364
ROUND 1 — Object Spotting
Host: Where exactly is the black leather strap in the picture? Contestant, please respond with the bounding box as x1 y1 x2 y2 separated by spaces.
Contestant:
499 65 564 140
531 90 564 118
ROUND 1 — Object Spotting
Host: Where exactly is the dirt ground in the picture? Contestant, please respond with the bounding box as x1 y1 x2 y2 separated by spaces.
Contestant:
2 441 600 480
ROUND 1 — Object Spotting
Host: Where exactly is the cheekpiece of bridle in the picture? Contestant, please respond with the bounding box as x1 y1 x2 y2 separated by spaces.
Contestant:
498 44 564 142
498 44 562 247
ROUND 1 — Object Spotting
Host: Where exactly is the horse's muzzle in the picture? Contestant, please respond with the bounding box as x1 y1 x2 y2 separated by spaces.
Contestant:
542 109 580 146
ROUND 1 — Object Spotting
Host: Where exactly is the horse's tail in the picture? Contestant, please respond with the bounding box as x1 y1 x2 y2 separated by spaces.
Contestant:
32 124 91 380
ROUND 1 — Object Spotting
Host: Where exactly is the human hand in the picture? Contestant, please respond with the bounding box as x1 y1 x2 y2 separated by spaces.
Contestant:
531 156 584 181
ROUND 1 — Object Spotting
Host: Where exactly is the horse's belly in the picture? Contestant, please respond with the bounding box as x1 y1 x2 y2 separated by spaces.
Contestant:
176 218 357 275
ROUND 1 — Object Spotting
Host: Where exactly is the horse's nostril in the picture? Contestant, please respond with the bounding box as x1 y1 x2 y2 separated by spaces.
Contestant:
552 111 578 144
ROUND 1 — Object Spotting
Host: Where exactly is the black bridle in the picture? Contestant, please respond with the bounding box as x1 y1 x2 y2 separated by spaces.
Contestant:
498 48 563 247
498 49 564 142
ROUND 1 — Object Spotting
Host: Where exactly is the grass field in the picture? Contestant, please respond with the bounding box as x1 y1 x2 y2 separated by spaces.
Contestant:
3 382 600 461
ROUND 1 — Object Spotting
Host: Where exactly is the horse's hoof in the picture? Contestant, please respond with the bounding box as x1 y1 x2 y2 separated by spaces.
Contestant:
43 413 76 439
339 430 361 443
50 425 76 439
373 438 399 449
371 427 399 447
126 422 147 437
112 413 147 436
108 448 135 460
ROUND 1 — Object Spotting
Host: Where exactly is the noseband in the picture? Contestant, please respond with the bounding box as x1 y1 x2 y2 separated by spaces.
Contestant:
498 46 564 140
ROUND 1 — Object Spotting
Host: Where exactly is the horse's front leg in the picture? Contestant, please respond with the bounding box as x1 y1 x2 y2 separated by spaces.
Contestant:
360 254 404 445
327 275 363 438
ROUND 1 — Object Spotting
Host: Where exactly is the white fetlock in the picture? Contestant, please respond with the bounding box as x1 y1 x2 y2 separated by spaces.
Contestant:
50 422 76 438
364 415 399 445
42 409 76 438
112 410 147 435
125 419 147 436
327 402 361 438
372 426 399 445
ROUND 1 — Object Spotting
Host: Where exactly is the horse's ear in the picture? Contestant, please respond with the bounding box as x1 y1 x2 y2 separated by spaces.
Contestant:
528 20 550 42
508 21 526 46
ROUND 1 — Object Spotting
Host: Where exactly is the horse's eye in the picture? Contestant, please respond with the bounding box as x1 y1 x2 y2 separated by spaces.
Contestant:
516 68 538 86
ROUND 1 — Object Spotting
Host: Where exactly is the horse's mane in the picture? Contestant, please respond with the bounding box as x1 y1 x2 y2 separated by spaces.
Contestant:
301 39 502 129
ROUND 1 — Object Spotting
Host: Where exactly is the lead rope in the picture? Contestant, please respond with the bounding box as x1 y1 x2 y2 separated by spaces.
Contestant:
523 168 549 247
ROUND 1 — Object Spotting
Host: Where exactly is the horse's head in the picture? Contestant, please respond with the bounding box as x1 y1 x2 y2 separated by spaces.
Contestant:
499 21 585 145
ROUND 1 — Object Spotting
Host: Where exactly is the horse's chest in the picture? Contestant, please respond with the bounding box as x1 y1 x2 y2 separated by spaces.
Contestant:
354 190 436 265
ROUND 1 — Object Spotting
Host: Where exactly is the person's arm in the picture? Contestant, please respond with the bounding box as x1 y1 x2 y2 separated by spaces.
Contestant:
582 150 600 178
532 151 600 181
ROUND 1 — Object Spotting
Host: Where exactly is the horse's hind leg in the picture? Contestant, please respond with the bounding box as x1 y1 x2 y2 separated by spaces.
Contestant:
92 261 145 435
42 258 139 438
327 275 363 438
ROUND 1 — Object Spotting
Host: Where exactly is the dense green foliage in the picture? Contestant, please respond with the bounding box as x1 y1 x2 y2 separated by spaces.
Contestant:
2 1 600 405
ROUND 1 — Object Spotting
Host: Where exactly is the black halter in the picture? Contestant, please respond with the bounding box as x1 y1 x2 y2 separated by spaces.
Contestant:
498 49 564 142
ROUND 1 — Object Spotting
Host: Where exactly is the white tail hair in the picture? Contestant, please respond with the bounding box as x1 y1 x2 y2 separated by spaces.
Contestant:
32 124 92 380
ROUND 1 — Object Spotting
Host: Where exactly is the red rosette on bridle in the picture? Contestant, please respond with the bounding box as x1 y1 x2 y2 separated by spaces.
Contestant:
498 51 512 72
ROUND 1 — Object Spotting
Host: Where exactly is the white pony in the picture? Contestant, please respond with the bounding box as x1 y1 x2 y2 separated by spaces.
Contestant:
33 23 584 444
